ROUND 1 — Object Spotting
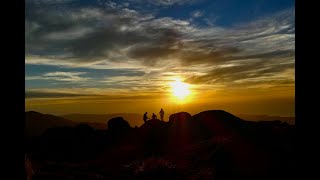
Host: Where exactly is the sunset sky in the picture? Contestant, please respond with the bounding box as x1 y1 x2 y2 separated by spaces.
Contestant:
25 0 295 117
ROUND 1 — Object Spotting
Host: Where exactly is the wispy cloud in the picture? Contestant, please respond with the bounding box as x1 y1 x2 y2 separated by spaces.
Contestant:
129 0 199 6
25 90 92 99
26 0 294 92
26 71 90 82
191 10 203 18
25 87 169 100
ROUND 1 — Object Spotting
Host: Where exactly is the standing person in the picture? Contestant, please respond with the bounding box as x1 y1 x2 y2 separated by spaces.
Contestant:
143 112 148 123
159 108 164 121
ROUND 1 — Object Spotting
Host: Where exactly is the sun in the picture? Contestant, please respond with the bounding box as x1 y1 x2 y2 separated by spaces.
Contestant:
169 78 191 101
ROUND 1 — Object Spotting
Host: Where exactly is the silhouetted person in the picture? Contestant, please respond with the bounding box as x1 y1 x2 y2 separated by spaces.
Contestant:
143 112 148 123
152 113 157 120
159 108 164 121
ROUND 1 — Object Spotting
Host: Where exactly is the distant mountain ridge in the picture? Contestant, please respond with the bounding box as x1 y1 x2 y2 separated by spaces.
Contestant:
25 111 77 137
25 111 106 137
62 113 143 127
26 111 294 137
236 114 295 125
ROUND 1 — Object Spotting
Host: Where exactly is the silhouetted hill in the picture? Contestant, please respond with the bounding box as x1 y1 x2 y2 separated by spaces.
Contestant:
26 110 295 180
136 119 169 157
36 123 103 162
140 119 167 129
25 111 77 137
62 113 143 127
108 117 131 132
192 110 244 136
168 112 192 124
167 112 203 151
178 110 294 178
25 111 106 137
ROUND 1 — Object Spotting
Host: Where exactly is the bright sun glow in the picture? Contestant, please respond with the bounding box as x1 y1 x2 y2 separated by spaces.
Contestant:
169 78 191 101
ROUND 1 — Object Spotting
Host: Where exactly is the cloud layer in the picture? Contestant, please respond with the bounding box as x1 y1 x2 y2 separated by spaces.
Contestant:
25 0 295 100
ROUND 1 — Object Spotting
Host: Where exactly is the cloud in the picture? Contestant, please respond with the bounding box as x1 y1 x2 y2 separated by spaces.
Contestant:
185 57 294 88
26 71 90 82
25 87 167 100
25 90 92 99
26 3 170 66
26 0 294 90
25 2 189 67
191 10 203 18
26 1 293 65
129 0 199 6
25 0 75 4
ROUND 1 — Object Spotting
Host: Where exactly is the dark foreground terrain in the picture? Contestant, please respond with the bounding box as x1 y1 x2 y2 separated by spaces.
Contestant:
25 110 295 180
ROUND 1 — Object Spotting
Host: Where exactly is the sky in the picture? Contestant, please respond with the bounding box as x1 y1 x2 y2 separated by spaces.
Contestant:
25 0 295 117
